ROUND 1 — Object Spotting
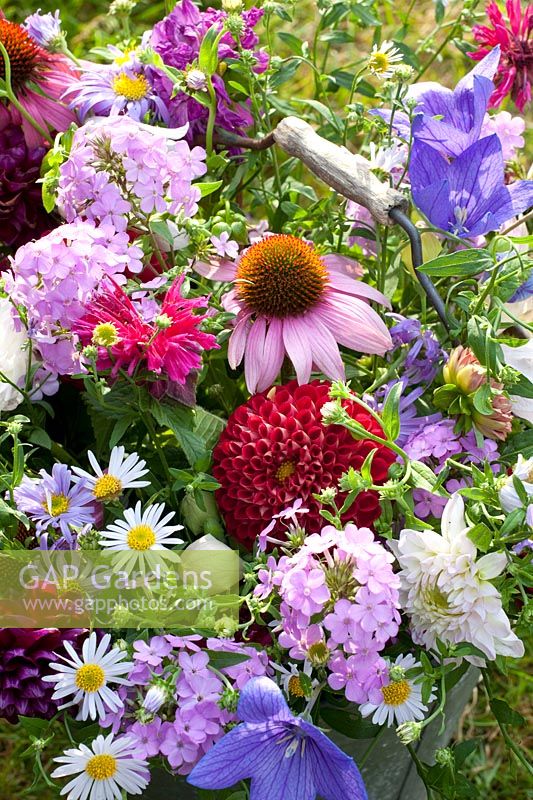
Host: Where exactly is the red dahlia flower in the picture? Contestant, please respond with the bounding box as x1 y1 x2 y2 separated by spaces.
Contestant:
213 380 396 550
470 0 533 112
0 15 78 147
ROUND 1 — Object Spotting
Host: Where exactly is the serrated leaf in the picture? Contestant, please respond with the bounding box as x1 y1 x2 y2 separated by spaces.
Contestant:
151 402 206 466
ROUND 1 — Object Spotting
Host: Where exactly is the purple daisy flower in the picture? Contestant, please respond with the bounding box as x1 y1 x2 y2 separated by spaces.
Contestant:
66 56 169 123
13 463 96 545
23 9 63 50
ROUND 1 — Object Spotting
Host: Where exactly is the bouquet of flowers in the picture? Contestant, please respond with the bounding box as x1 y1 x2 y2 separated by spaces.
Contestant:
0 0 531 798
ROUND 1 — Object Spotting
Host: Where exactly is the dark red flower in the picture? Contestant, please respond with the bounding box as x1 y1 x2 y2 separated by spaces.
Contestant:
0 628 86 723
213 380 395 550
0 114 54 249
470 0 533 112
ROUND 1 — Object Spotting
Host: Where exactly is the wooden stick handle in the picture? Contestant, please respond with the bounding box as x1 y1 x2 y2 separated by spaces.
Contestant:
272 116 408 225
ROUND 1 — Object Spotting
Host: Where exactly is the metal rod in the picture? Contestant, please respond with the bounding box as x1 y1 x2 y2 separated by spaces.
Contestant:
389 207 454 332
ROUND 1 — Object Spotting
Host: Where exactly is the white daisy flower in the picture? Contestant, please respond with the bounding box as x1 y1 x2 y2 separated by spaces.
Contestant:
367 40 404 79
99 500 184 567
43 632 133 721
368 141 406 173
72 446 150 502
51 732 149 799
359 653 433 727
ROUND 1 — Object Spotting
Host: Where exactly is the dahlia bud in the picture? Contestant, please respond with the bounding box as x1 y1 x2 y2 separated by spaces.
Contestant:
186 69 208 92
437 346 513 441
396 720 423 745
443 346 485 393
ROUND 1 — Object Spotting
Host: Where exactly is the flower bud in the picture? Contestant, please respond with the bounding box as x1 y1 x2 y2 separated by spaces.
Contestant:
142 684 168 714
320 400 348 425
186 68 208 92
396 720 423 745
443 346 485 393
435 747 454 767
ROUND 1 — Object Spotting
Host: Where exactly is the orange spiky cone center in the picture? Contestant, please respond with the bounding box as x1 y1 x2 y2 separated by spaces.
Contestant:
0 20 41 90
235 234 328 318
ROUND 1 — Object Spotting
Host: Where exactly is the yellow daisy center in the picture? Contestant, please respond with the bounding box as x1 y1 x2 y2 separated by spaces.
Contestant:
288 675 306 698
93 474 123 502
112 71 149 101
85 754 117 781
381 679 411 706
44 493 70 517
276 460 296 482
127 524 156 551
92 322 120 347
75 664 105 693
235 234 328 318
368 52 390 74
307 642 329 666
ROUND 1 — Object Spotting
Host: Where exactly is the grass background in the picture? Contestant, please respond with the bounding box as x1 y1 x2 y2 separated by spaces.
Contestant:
1 0 532 796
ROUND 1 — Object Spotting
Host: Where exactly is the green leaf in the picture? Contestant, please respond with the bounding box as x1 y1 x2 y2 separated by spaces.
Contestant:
17 717 50 736
205 650 250 670
198 25 222 76
151 402 206 466
150 220 177 248
194 408 226 450
109 416 135 449
510 373 533 399
196 180 223 198
453 738 479 767
410 460 437 491
500 507 524 536
466 523 492 553
472 384 494 416
490 698 526 727
419 249 494 278
381 383 402 441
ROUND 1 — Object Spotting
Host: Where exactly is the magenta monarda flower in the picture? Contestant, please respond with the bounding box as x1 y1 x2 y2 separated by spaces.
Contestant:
0 628 86 723
470 0 533 111
74 276 219 384
0 16 78 147
196 234 392 393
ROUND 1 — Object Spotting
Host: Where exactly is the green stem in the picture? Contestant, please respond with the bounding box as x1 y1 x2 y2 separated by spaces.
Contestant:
359 726 386 767
205 77 217 157
144 413 173 483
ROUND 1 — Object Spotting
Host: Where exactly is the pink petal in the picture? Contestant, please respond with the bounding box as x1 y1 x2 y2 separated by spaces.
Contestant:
282 316 312 385
244 316 267 394
227 311 253 369
307 314 345 381
255 318 285 392
322 253 364 277
194 258 237 281
222 288 244 314
317 296 392 356
327 273 391 309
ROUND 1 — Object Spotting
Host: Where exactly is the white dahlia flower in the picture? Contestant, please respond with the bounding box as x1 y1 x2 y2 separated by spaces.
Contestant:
389 495 524 662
